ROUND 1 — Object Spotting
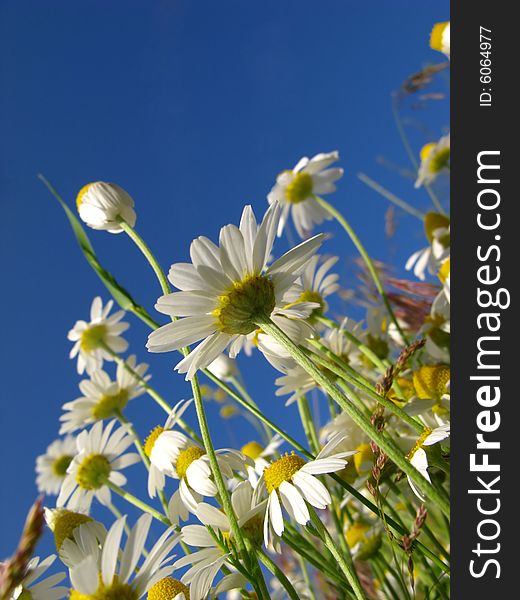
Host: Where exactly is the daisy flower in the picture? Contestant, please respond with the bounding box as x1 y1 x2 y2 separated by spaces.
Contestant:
258 434 355 548
35 435 77 495
9 555 68 600
415 134 450 189
44 507 106 553
430 21 450 59
61 514 179 599
57 420 140 513
405 216 450 281
407 424 450 501
68 297 129 375
146 203 323 380
76 181 136 232
143 402 251 521
282 254 340 322
175 482 264 600
60 355 150 433
267 151 344 238
240 435 284 487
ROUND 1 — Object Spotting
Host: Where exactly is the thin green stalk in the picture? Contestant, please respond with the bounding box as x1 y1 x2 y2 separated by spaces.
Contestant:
308 506 367 600
313 194 409 344
107 482 170 525
117 217 171 295
297 554 318 600
256 549 300 600
358 172 425 220
297 395 320 454
256 317 449 518
307 344 423 433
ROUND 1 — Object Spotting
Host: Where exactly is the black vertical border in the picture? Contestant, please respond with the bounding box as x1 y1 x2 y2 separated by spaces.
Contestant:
452 3 515 596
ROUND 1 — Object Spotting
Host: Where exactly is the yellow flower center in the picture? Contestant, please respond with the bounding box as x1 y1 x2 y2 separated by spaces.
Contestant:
52 454 73 476
438 257 450 284
353 443 373 475
213 274 275 335
429 147 450 174
264 453 306 494
424 212 450 244
284 171 313 204
420 143 436 162
346 522 370 548
144 426 164 458
413 365 450 400
80 324 107 353
76 454 111 490
430 22 449 52
92 390 130 420
147 578 190 600
76 183 93 210
70 580 138 600
51 509 93 550
296 290 325 320
220 405 237 418
175 447 206 480
407 428 433 460
241 441 264 461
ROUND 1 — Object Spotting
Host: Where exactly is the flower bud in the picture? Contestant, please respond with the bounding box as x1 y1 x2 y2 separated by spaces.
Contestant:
76 181 136 233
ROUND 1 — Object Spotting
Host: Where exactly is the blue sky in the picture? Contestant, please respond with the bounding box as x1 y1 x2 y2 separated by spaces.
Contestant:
0 0 448 565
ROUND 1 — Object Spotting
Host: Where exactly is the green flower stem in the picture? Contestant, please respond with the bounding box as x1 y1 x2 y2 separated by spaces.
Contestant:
256 317 450 518
357 172 425 220
207 364 448 573
307 343 423 434
297 554 318 600
316 315 405 400
297 395 320 454
116 217 171 296
256 549 301 600
308 506 367 600
313 194 409 345
107 481 171 526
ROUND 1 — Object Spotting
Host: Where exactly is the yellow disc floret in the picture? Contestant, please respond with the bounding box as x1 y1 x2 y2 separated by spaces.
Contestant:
175 447 206 480
52 454 73 477
420 143 436 162
424 212 450 244
438 257 450 284
413 365 450 400
80 324 107 353
76 183 93 211
76 454 111 490
51 509 93 550
70 580 138 600
430 22 449 52
264 453 306 494
147 577 190 600
144 426 164 458
353 443 373 476
346 522 370 548
407 427 433 460
92 390 130 420
213 275 275 335
241 441 264 461
285 172 313 204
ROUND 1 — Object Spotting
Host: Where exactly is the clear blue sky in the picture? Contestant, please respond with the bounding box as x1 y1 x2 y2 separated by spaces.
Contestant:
0 0 448 563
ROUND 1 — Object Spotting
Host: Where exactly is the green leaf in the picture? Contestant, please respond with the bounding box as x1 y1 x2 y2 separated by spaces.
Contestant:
39 174 159 330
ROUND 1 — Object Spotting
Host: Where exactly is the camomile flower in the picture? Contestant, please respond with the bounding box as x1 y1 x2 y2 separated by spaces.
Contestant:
430 21 450 58
76 181 136 232
60 356 150 433
283 254 340 322
267 151 344 238
57 420 140 513
44 507 106 554
147 203 323 380
407 424 450 501
405 213 450 281
35 435 77 495
240 435 284 487
61 514 179 599
258 434 355 548
9 555 68 600
175 482 263 600
415 134 450 189
68 297 129 375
